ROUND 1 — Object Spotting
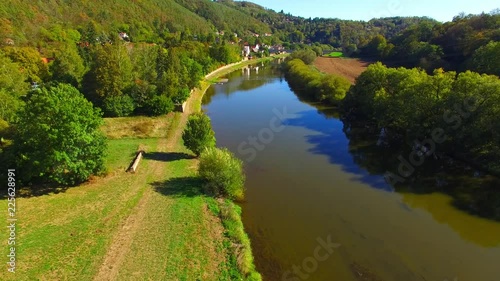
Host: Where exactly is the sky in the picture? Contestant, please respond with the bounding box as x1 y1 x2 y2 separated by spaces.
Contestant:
239 0 499 22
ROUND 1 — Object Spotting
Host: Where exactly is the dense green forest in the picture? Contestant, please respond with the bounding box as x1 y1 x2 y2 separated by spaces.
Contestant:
356 11 500 74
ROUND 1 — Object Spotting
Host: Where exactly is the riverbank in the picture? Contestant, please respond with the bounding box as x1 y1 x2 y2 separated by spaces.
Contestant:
202 60 500 281
0 56 282 280
187 57 288 280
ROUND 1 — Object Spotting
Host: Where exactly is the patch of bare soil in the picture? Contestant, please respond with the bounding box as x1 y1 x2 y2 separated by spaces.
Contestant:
314 57 372 84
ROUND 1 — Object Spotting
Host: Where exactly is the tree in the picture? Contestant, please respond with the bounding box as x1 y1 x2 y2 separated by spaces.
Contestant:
0 53 29 122
198 147 245 200
102 94 135 117
145 95 174 116
50 43 86 87
182 113 216 156
1 47 49 83
289 49 317 65
82 44 133 110
360 35 387 59
470 41 500 76
13 84 107 186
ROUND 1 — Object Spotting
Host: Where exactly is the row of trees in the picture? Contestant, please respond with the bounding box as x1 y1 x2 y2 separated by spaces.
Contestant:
182 113 246 201
283 50 351 106
283 48 500 177
342 62 500 175
0 38 242 118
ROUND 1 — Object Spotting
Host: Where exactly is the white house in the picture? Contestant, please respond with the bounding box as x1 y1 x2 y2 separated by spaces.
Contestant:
118 32 129 41
243 45 251 57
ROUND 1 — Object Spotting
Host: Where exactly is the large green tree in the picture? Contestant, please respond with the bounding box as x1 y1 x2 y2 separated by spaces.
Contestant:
50 43 86 87
82 43 134 116
0 53 29 123
1 46 50 83
13 84 107 186
470 41 500 76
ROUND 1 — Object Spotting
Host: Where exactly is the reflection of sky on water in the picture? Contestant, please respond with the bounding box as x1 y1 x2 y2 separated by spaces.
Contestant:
284 109 394 192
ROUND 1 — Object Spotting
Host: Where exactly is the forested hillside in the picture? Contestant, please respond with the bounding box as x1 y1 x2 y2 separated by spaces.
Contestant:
357 11 500 74
0 0 438 50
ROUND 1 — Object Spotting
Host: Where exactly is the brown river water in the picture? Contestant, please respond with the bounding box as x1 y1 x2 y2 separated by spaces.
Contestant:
202 62 500 281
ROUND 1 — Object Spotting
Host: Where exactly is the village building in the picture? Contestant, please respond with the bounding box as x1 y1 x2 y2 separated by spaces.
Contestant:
118 32 130 41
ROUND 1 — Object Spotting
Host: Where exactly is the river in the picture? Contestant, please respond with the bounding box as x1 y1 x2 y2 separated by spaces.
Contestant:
202 61 500 281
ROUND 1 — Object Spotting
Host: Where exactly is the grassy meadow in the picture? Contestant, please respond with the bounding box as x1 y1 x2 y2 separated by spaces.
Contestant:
0 58 277 280
325 51 344 58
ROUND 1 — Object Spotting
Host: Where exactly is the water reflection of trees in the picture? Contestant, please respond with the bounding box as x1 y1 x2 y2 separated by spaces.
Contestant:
339 115 500 222
202 61 283 105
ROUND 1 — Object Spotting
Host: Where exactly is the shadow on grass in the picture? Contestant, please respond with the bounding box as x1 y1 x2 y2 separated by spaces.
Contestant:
0 184 70 199
143 152 195 162
151 176 204 198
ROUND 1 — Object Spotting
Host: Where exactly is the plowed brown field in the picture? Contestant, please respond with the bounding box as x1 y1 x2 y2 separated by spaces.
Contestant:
314 57 372 84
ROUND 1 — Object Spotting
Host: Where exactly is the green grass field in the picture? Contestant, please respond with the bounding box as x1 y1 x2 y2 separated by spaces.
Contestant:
325 51 344 58
0 59 272 280
0 117 236 280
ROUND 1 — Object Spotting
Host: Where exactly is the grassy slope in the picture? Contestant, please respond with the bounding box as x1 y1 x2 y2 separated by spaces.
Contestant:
0 59 277 280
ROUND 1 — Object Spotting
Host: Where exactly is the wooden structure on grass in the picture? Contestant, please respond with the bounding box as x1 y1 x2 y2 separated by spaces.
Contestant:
127 150 145 173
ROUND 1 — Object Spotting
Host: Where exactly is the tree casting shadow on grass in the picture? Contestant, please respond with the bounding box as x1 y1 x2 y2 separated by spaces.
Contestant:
150 176 205 198
143 152 195 162
0 184 69 199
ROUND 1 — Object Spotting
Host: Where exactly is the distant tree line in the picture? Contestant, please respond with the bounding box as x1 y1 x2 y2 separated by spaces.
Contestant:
356 12 500 75
283 50 351 106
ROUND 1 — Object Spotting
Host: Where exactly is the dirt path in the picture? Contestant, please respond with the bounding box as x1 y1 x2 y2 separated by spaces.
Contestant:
93 66 224 281
314 57 371 84
93 143 166 281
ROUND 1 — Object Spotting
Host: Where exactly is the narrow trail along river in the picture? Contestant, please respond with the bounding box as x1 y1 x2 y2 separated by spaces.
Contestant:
202 61 500 281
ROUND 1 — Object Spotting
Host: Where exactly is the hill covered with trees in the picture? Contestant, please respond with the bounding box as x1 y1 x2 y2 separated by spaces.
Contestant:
356 11 500 75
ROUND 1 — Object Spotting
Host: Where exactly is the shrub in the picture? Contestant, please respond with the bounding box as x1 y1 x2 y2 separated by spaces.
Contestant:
182 113 216 156
284 59 351 105
172 87 190 104
145 95 175 116
198 147 245 200
103 94 135 117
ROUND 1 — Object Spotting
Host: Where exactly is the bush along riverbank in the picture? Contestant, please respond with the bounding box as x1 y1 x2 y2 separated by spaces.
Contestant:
283 57 351 106
282 49 500 177
342 62 500 177
182 113 262 281
181 58 284 280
